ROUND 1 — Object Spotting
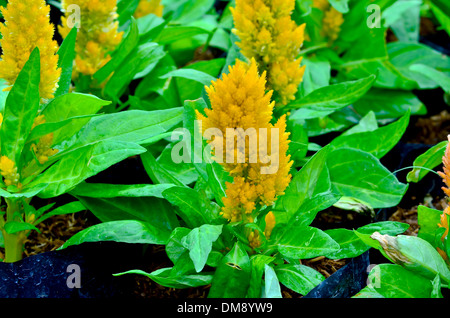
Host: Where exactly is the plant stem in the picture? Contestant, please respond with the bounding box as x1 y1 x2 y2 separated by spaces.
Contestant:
2 199 24 263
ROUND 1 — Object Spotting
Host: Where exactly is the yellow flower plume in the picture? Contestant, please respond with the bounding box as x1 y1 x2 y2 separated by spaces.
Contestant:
59 0 123 78
232 0 306 106
197 59 293 228
0 156 20 187
134 0 164 18
0 0 61 100
313 0 344 43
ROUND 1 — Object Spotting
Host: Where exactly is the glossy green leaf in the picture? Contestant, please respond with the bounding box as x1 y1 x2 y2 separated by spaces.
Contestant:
367 264 435 298
114 268 213 289
181 224 223 272
409 64 450 94
407 141 447 183
34 201 86 225
32 141 146 198
60 220 171 249
160 68 216 87
395 235 450 283
94 18 140 83
327 148 408 209
263 265 282 298
287 74 376 112
331 109 410 159
4 221 40 234
352 88 426 123
70 182 175 199
417 205 442 245
55 26 77 98
208 242 252 298
162 186 218 228
275 264 325 295
75 195 179 231
0 48 40 165
275 226 340 259
246 254 275 298
155 26 210 45
325 221 410 259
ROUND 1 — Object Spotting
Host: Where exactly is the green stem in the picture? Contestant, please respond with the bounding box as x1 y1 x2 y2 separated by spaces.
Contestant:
298 42 329 56
3 199 24 263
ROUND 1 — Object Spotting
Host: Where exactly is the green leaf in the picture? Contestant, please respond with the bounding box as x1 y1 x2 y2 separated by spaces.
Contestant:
429 0 450 37
75 195 179 232
31 141 147 198
325 221 410 259
395 235 450 283
417 205 442 245
263 265 282 298
208 242 252 298
327 148 408 209
4 221 40 234
276 226 340 259
0 48 41 166
330 109 410 159
367 264 436 298
40 93 111 145
104 43 166 99
409 64 450 94
155 26 210 45
166 227 192 264
287 74 376 112
70 182 175 199
275 264 325 295
352 88 426 123
94 18 140 83
160 68 217 87
246 254 275 298
55 26 77 98
113 268 213 289
60 220 171 249
162 186 219 228
34 201 86 225
406 141 446 183
181 224 223 272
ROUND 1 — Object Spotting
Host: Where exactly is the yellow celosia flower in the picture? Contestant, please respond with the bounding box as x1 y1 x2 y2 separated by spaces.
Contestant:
0 114 3 127
313 0 344 43
0 0 61 100
232 0 306 106
134 0 164 18
197 59 293 225
0 156 20 186
59 0 123 77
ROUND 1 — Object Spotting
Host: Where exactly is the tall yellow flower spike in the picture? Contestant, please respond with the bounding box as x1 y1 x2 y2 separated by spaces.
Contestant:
0 0 61 100
198 59 293 230
59 0 123 78
313 0 344 43
134 0 164 18
437 135 450 261
232 0 306 106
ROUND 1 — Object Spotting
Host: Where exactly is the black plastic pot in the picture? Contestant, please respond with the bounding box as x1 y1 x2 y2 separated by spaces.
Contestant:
303 251 370 298
0 242 147 298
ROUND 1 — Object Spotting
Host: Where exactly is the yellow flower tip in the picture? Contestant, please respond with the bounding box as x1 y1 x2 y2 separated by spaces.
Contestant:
264 211 276 239
322 6 344 42
248 230 262 249
0 156 19 186
0 0 61 100
31 133 58 165
59 0 123 77
232 0 305 106
0 113 3 127
134 0 164 18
